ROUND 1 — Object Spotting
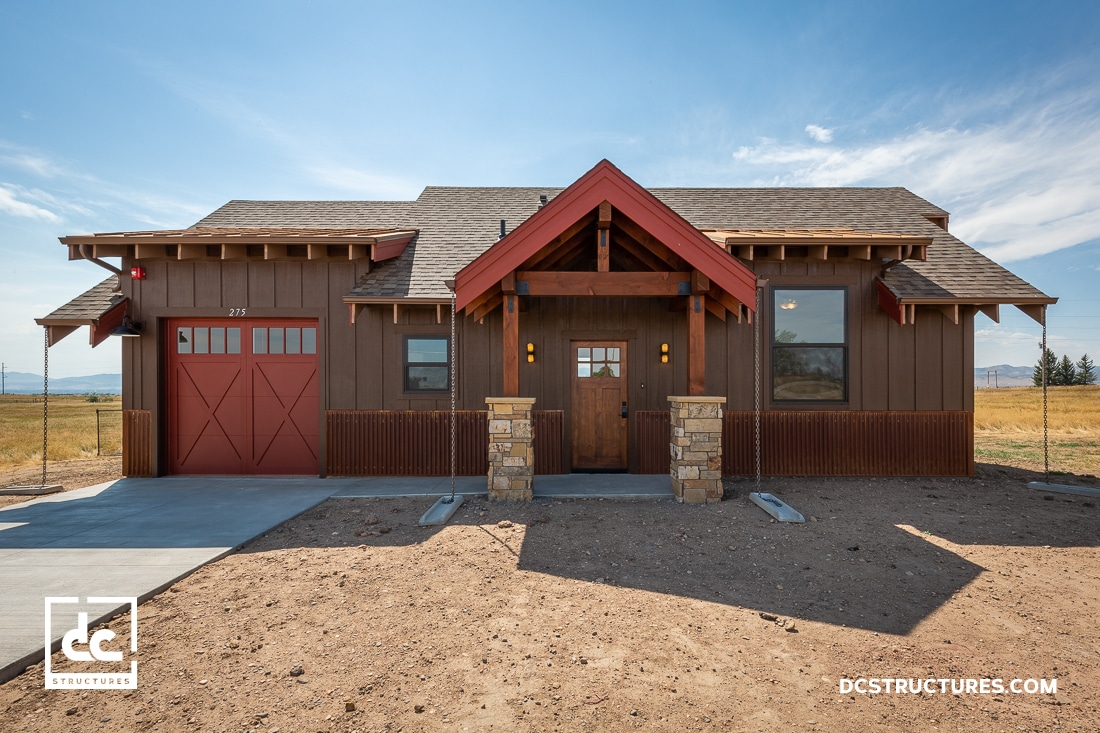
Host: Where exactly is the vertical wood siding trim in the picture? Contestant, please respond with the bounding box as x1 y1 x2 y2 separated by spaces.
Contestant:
122 410 153 477
722 410 973 476
325 410 566 475
633 410 670 474
532 410 566 474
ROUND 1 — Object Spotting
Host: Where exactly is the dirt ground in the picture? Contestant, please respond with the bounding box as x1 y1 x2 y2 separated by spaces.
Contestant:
0 456 121 508
1 463 1098 732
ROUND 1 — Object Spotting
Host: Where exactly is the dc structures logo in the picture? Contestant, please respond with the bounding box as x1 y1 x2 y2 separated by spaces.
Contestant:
44 597 137 689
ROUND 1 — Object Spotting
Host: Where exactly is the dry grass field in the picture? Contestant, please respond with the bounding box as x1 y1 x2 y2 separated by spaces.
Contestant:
1 388 1097 477
974 385 1100 476
0 393 121 470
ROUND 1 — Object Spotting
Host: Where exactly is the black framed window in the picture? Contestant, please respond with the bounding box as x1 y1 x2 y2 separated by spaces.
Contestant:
771 287 847 402
404 336 450 392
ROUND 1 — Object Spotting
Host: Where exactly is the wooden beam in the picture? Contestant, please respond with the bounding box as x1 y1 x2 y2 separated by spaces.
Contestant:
519 212 596 270
473 292 503 321
612 232 671 272
133 244 164 260
688 294 706 396
348 244 371 260
307 243 331 260
597 228 609 272
464 286 501 318
501 271 516 294
808 244 828 261
503 295 519 397
851 245 872 261
516 271 690 297
598 200 612 228
704 298 726 321
709 286 743 317
613 215 684 270
691 270 710 294
177 244 208 261
220 244 248 260
938 303 959 325
737 245 754 261
263 244 287 260
978 303 1000 323
348 303 366 325
393 304 401 325
876 244 903 261
1017 303 1046 325
46 325 78 347
92 244 129 258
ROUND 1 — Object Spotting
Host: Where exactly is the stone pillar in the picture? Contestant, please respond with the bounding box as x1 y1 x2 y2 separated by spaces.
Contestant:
668 396 726 504
485 397 536 501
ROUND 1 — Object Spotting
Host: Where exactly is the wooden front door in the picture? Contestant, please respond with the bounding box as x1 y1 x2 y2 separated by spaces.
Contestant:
570 341 628 470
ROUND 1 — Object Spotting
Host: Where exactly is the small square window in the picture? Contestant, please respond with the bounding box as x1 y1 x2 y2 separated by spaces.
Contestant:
404 336 450 392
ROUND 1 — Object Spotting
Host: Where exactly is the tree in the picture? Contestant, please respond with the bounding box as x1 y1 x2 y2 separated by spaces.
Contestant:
1055 355 1077 386
1077 353 1096 385
1033 346 1058 386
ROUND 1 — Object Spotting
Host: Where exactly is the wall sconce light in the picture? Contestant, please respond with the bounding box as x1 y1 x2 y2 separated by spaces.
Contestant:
130 266 146 280
526 342 536 363
111 315 143 338
660 343 669 364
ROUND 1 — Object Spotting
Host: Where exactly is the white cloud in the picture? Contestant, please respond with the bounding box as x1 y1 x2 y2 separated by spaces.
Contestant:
732 86 1100 263
0 184 59 221
804 124 833 143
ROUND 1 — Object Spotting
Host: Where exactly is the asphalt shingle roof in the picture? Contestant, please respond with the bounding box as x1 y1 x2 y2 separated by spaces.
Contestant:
196 186 1051 303
37 277 123 323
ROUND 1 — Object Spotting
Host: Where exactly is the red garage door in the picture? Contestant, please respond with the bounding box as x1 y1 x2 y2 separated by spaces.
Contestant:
168 319 319 474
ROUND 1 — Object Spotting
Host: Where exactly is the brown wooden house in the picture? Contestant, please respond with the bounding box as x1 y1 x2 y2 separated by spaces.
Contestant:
39 160 1055 499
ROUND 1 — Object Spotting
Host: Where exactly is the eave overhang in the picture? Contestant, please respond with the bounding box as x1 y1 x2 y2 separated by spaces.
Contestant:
60 228 418 263
876 279 1058 326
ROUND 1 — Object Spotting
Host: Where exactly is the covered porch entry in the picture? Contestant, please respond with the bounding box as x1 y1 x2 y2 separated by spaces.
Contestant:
453 160 757 498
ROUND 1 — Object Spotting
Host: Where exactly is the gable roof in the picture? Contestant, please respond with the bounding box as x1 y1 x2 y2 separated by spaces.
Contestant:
453 160 758 311
151 169 1054 309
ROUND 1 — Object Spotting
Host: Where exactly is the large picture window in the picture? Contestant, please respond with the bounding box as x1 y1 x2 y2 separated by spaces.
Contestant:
404 336 450 392
771 288 847 402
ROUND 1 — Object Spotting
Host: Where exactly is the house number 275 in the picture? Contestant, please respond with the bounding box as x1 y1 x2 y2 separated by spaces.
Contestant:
229 308 247 316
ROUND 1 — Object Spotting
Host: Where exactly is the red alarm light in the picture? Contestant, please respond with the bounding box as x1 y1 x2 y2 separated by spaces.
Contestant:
130 266 146 280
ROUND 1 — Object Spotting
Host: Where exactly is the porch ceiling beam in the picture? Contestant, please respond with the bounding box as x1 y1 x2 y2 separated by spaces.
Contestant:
978 303 1000 323
516 271 691 297
938 303 959 325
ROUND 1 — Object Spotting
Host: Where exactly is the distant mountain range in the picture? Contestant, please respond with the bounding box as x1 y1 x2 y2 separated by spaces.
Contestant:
1 372 121 395
0 367 1039 393
975 364 1033 388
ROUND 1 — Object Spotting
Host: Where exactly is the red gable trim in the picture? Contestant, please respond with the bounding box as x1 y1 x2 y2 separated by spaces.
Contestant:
454 160 757 311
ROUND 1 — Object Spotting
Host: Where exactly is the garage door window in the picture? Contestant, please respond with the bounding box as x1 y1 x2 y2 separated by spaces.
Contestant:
177 327 241 355
253 327 317 355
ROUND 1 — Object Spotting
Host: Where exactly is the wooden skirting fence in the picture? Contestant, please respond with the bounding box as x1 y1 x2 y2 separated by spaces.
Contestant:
326 410 565 476
632 410 973 477
122 410 153 477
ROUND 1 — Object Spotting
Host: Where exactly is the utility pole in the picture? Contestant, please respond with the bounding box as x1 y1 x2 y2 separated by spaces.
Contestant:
1 362 5 395
986 369 998 388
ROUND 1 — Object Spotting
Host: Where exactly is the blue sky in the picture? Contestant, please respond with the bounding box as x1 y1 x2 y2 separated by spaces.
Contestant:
2 1 1098 378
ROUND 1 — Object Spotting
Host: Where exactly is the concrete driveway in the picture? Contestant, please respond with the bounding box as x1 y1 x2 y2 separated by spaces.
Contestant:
0 476 347 684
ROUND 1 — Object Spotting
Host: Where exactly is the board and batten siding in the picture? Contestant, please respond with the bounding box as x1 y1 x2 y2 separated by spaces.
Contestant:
120 256 974 476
